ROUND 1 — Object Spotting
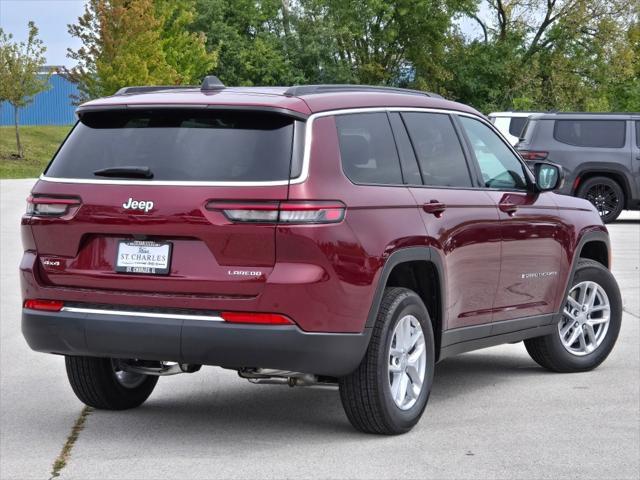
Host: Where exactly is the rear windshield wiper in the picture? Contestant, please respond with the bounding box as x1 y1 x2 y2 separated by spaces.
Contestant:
94 166 153 179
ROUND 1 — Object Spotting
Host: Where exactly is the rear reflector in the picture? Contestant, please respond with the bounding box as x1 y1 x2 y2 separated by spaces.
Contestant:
207 201 345 224
572 176 581 192
220 312 293 325
24 299 64 311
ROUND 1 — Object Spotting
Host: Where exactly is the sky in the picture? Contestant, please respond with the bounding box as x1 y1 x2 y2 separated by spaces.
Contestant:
0 0 87 67
0 0 484 68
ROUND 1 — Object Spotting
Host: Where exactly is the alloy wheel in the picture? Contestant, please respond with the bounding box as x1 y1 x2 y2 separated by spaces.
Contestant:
388 314 427 410
585 184 619 219
558 281 611 356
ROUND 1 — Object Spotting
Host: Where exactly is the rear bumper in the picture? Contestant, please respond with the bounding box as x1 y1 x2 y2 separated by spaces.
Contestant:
22 309 371 377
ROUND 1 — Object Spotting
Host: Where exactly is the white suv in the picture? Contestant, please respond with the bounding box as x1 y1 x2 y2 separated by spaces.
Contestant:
488 111 536 145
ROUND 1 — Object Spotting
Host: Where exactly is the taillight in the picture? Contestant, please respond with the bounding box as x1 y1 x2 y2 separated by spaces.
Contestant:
24 299 64 311
279 202 345 223
220 312 293 325
519 150 548 161
207 201 345 224
26 196 80 217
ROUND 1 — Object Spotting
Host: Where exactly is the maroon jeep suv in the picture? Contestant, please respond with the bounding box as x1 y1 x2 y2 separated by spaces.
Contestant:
21 78 622 434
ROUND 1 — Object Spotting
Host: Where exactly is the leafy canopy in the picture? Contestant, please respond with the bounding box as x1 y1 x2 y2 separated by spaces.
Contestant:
65 0 216 101
0 21 49 108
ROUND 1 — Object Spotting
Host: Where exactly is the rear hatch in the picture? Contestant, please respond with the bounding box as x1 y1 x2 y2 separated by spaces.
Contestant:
27 107 305 298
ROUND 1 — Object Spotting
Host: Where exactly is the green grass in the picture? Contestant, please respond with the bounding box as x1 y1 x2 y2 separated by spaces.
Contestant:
0 125 72 178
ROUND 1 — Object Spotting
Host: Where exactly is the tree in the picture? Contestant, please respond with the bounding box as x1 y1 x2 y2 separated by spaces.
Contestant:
193 0 303 86
301 0 472 87
155 0 218 84
193 0 472 88
65 0 216 102
449 0 638 111
0 22 49 158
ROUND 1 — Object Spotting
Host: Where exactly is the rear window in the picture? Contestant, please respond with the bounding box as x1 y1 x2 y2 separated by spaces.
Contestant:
508 117 528 137
554 119 626 148
45 109 296 181
519 119 537 142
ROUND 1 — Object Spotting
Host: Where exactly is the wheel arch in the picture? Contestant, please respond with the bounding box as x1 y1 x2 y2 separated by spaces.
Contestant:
560 230 611 309
579 239 609 269
365 247 446 361
573 166 634 208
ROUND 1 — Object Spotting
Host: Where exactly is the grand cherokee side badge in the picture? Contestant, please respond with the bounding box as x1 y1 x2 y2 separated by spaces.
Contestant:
521 271 558 279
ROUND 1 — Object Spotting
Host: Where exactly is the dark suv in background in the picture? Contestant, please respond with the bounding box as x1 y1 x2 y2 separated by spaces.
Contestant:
21 79 622 434
517 113 640 222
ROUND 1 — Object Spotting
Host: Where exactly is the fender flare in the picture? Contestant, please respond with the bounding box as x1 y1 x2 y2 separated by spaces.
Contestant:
559 230 611 308
364 247 446 333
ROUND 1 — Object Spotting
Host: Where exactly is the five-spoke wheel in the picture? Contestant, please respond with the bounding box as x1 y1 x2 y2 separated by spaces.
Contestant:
525 259 621 372
388 315 427 410
559 281 610 356
339 287 435 434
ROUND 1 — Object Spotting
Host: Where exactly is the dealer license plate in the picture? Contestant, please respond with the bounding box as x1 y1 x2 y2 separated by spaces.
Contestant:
115 240 172 275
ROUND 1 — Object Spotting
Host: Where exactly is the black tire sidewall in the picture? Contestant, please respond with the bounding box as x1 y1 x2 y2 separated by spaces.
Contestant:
547 262 622 370
376 292 435 432
577 176 624 223
65 356 158 410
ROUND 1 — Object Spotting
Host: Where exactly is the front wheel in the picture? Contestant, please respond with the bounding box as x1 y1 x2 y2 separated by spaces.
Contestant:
339 287 435 434
65 356 158 410
525 259 622 372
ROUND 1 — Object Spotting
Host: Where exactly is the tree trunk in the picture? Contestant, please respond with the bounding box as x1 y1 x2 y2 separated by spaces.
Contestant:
13 105 23 158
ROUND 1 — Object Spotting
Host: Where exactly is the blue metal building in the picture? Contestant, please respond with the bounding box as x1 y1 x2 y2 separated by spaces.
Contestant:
0 72 78 126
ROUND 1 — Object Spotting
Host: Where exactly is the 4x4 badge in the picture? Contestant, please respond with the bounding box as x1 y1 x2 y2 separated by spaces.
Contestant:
122 198 154 212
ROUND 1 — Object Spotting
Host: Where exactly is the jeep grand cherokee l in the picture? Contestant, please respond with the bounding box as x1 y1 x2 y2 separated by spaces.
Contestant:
21 78 622 434
517 112 640 223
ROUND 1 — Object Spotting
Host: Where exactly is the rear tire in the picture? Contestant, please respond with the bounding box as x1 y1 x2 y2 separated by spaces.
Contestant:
524 259 622 372
65 356 158 410
577 176 624 223
339 287 435 435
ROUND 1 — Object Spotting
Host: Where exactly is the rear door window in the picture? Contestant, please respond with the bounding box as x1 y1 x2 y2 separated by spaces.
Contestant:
335 113 403 185
554 120 626 148
636 121 640 148
508 117 528 137
402 112 473 187
45 109 296 182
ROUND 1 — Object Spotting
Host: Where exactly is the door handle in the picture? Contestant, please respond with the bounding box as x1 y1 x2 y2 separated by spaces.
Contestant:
423 201 446 217
499 203 518 215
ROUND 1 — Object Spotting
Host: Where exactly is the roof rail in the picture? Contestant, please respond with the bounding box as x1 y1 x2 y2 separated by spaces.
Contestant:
112 76 225 96
114 85 196 96
283 84 443 99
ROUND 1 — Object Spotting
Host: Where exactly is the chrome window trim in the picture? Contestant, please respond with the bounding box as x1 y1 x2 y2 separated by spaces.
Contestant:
40 106 498 187
60 306 224 322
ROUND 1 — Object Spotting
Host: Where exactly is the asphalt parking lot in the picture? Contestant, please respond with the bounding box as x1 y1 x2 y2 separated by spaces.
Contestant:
1 178 638 480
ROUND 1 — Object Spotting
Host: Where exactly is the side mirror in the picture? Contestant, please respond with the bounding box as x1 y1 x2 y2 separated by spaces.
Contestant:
533 162 563 191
